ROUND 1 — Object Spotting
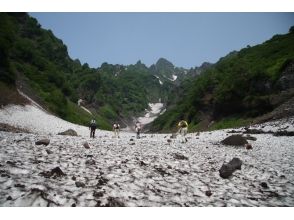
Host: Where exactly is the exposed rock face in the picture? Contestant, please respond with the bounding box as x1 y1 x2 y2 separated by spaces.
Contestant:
276 61 294 90
221 135 248 146
35 139 50 146
58 129 78 136
219 158 242 179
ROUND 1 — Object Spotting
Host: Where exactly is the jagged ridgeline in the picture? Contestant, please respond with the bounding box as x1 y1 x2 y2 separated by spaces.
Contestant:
0 13 186 130
151 26 294 132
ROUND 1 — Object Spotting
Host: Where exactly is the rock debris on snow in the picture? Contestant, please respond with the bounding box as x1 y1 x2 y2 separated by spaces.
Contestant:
1 104 294 206
221 135 248 146
57 129 78 136
35 139 50 146
219 158 242 179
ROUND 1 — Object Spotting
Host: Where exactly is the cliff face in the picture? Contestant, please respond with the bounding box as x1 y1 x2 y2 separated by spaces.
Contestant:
276 61 294 90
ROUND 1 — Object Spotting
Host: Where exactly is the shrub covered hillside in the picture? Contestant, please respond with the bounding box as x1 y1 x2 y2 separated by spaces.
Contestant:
0 13 110 128
150 26 294 132
0 13 181 129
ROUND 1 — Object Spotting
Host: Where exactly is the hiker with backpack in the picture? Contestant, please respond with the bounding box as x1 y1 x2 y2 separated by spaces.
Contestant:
89 119 97 138
135 121 142 139
177 120 188 143
113 122 120 138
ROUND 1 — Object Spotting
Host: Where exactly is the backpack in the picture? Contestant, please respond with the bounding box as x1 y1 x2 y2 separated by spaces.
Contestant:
90 119 96 127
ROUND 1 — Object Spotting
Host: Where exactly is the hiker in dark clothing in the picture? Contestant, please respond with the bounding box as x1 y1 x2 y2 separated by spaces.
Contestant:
89 119 97 138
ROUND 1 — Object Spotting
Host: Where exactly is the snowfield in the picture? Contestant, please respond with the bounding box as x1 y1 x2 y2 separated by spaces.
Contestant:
0 104 109 137
138 103 165 125
0 104 294 207
172 75 177 81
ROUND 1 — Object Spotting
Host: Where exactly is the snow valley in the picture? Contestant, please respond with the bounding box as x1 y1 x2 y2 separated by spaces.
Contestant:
1 103 294 206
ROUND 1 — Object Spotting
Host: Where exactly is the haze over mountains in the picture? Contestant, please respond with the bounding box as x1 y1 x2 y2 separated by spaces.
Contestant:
1 13 294 132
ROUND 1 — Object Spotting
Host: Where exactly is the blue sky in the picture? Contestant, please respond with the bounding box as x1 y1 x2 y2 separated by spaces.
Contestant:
30 13 294 69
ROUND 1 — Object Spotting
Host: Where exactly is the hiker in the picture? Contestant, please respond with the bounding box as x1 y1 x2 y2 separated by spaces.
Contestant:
89 119 97 138
113 122 120 138
177 120 188 143
135 121 142 139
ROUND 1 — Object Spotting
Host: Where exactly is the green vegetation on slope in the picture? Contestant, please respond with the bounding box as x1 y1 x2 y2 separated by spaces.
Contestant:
0 13 174 129
151 27 294 132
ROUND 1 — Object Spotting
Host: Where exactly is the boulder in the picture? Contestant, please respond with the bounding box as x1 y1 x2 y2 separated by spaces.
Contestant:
75 181 85 188
85 159 96 166
260 182 268 188
219 158 242 179
35 139 50 146
14 183 25 188
58 129 78 136
83 142 90 149
40 166 66 178
105 197 125 207
221 135 248 146
205 190 212 197
245 143 253 150
46 149 53 154
93 191 104 198
274 130 294 136
173 153 188 160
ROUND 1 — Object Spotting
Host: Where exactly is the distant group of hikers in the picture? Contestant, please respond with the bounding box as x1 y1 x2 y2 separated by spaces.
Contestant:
89 119 189 143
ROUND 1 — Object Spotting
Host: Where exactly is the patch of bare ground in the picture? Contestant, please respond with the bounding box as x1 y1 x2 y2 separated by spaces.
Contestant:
0 123 31 133
253 94 294 125
0 82 29 107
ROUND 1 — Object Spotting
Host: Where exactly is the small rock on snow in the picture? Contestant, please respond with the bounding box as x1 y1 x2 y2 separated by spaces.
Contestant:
35 139 50 146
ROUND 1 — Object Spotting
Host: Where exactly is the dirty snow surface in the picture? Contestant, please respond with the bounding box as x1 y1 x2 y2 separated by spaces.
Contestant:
137 103 165 125
1 105 294 207
0 105 106 136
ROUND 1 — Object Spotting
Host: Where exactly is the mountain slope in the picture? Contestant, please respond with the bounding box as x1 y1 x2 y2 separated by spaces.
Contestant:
151 27 294 132
0 13 180 130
